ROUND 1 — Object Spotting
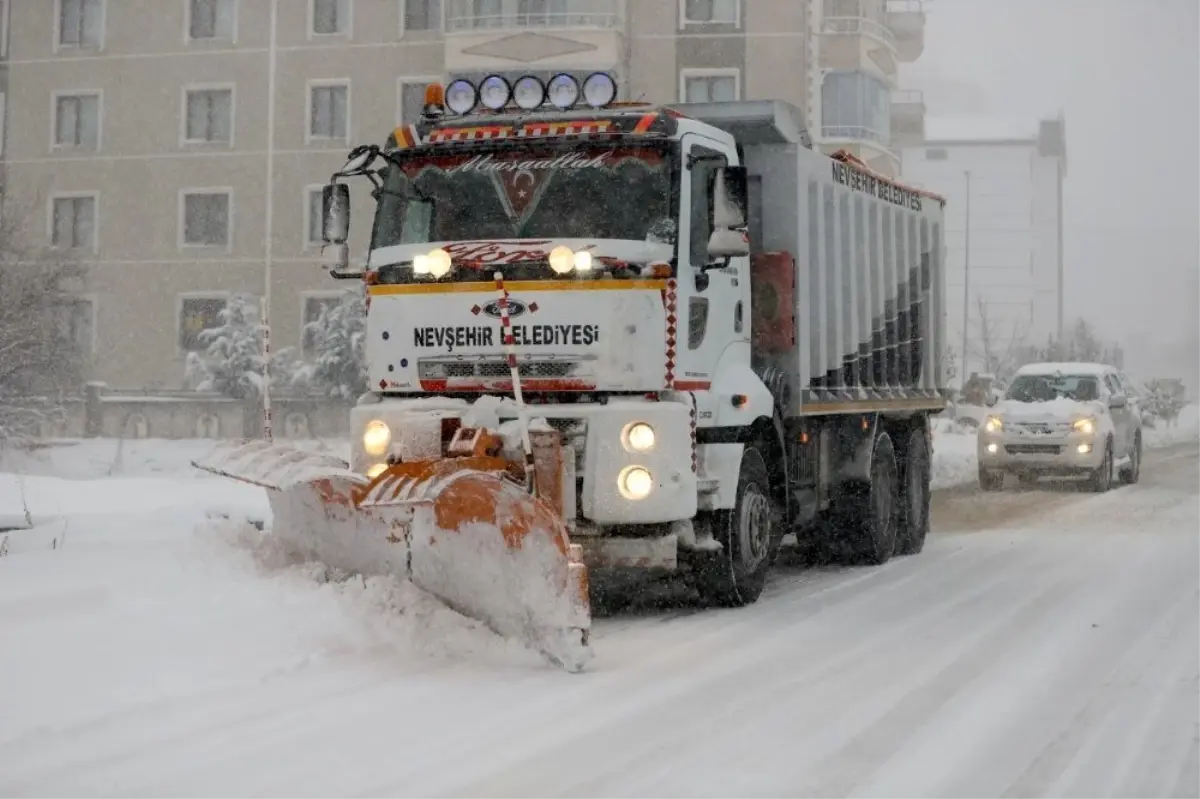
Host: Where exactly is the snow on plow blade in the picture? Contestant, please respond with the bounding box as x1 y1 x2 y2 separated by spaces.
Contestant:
192 433 592 672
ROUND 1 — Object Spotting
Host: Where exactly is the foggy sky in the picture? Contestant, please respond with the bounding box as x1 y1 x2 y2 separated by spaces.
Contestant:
901 0 1199 380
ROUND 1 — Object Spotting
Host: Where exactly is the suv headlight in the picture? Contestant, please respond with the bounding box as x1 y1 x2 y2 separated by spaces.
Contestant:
1072 418 1096 434
983 416 1003 433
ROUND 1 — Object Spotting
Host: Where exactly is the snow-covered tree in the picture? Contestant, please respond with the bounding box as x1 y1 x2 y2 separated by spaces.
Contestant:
297 285 368 400
0 198 87 445
184 293 266 400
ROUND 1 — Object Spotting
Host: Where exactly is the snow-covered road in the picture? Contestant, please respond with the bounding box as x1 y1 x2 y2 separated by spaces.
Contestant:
1 443 1197 796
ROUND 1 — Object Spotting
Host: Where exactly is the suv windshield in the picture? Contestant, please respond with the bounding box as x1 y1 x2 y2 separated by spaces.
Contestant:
1006 373 1102 403
369 142 676 281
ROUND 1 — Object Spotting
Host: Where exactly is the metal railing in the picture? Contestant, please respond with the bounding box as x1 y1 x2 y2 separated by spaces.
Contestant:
821 124 893 148
821 16 897 49
885 0 924 13
891 89 924 105
445 3 620 32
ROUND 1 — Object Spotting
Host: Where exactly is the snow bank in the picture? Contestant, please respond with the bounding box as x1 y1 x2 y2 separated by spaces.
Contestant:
1144 403 1200 448
931 416 978 489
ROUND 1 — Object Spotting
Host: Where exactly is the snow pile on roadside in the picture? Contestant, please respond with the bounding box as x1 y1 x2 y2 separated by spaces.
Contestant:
930 416 976 489
1144 403 1199 448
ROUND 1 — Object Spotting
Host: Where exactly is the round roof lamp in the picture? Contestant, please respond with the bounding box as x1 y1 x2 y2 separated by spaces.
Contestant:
546 73 581 110
444 79 478 115
479 74 512 111
581 72 617 109
512 75 547 111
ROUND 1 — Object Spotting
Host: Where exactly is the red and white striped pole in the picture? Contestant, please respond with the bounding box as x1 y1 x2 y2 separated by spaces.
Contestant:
493 271 536 494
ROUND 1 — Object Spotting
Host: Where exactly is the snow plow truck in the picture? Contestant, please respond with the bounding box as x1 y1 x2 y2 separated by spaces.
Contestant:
194 73 949 672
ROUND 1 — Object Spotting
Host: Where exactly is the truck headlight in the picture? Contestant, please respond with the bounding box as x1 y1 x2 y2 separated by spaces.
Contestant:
984 416 1003 433
363 420 391 456
1073 418 1096 434
622 422 656 453
618 466 653 500
366 462 388 479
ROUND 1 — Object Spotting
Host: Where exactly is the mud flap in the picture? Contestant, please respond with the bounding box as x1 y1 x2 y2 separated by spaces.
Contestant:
193 440 592 672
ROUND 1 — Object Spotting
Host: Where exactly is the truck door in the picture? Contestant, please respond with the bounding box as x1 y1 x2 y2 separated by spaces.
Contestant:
676 134 747 388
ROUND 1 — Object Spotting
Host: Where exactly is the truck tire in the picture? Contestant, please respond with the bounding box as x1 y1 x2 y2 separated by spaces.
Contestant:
1087 439 1113 493
857 432 900 565
896 427 930 556
1118 432 1141 485
694 445 782 607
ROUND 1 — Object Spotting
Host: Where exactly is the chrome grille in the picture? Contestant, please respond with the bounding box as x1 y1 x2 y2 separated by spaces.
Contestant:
419 360 575 379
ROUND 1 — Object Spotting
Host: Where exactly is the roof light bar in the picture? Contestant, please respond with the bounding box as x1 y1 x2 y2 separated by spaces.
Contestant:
434 73 620 116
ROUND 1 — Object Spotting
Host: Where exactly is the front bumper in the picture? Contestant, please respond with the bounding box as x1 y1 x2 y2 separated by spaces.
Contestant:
978 430 1103 475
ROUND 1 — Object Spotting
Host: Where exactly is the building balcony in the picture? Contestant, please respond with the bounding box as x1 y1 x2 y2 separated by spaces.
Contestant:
820 15 899 84
443 0 624 74
890 88 926 146
885 0 925 62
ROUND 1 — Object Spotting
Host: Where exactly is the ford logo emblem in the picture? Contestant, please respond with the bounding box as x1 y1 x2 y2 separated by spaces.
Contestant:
481 299 526 319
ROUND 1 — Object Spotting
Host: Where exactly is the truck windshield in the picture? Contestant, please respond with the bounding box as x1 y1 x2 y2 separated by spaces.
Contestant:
369 142 675 277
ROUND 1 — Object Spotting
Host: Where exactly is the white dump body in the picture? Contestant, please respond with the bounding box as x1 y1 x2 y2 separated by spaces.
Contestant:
750 145 946 414
679 101 949 416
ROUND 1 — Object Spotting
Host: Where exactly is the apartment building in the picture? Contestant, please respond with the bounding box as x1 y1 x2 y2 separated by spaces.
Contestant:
899 115 1069 377
1 0 927 390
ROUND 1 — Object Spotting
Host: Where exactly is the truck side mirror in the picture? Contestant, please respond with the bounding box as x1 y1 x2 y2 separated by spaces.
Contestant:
322 183 351 245
707 166 750 260
713 166 748 230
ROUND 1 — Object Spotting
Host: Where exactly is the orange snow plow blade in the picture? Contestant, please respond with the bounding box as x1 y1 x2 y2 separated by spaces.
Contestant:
192 429 591 672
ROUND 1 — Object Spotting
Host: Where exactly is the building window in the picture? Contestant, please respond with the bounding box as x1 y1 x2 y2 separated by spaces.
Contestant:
682 0 737 24
54 93 100 149
821 70 890 145
302 294 341 355
924 147 948 161
682 71 738 103
312 0 350 35
309 83 349 140
404 0 441 30
305 186 324 245
58 0 103 48
189 0 235 39
1 0 10 59
182 191 231 247
397 80 431 125
179 296 227 352
51 196 97 250
185 88 233 143
56 297 95 357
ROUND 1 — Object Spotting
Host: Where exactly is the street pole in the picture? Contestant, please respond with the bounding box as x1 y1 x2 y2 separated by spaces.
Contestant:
961 169 971 382
261 0 278 442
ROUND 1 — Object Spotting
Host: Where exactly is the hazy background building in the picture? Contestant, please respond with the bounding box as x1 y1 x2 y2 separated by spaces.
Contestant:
0 0 927 391
900 115 1068 378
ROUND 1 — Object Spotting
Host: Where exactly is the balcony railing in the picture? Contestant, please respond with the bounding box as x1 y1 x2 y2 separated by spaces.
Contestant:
445 1 620 32
821 125 891 147
891 89 924 105
821 16 897 49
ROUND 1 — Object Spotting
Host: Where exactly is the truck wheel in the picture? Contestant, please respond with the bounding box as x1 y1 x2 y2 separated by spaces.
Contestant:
694 446 782 607
857 432 900 565
978 466 1004 492
1087 439 1113 493
896 427 930 556
1118 433 1141 485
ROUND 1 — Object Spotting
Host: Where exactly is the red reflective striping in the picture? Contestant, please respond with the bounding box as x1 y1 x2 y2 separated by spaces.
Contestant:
633 113 656 133
419 379 598 393
673 380 711 391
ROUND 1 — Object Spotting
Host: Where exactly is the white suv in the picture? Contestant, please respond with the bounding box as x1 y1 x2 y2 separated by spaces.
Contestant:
977 362 1144 492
